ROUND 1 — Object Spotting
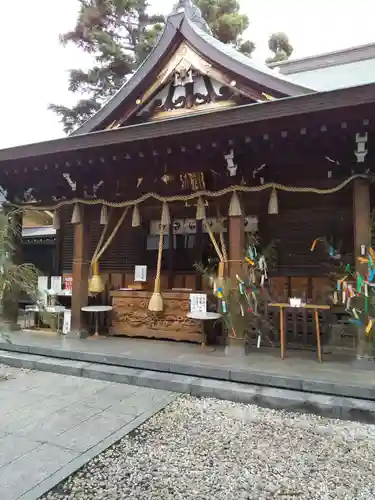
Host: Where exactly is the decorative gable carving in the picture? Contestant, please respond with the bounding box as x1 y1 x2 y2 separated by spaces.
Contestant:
134 43 263 121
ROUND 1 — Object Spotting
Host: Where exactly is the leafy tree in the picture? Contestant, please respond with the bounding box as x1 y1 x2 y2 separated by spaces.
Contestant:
50 0 255 133
266 32 293 64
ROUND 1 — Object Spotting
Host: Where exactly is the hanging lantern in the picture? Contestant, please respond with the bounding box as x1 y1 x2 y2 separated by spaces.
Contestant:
100 205 109 225
52 210 60 230
132 204 141 227
228 192 242 217
268 188 279 215
71 203 81 224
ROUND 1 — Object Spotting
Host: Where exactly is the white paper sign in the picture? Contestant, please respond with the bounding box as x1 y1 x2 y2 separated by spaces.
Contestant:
51 276 62 293
134 265 147 282
38 276 48 292
62 310 71 334
189 293 207 313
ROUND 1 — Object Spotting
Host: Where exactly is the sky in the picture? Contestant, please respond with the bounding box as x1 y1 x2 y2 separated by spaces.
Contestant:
1 0 375 149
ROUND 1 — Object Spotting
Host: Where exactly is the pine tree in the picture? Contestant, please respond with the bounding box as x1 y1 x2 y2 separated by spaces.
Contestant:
266 32 293 64
49 0 164 133
195 0 255 56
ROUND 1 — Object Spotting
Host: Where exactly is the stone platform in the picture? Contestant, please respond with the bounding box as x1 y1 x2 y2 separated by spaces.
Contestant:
0 330 374 401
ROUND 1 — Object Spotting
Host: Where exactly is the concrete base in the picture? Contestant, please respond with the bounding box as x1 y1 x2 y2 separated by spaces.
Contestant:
1 349 375 424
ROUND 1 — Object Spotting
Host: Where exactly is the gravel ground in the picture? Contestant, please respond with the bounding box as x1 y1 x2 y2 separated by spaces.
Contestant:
43 396 375 500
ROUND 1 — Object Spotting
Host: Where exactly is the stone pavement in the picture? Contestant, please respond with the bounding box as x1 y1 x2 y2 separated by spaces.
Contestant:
0 366 176 500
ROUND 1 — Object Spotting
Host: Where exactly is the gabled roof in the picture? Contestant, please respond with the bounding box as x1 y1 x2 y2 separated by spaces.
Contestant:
73 0 313 136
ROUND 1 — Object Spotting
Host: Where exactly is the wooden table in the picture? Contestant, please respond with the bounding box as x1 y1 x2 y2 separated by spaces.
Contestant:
268 303 331 362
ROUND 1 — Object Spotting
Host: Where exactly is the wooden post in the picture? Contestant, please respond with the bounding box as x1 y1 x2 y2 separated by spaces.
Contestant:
228 214 244 282
353 179 371 357
71 206 90 333
195 220 203 290
54 223 62 276
167 223 174 289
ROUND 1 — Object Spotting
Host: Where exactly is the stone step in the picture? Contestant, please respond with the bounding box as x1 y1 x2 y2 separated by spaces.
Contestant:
0 340 373 401
1 350 375 424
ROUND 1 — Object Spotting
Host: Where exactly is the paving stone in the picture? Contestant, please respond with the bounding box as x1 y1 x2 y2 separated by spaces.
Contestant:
231 368 303 391
0 352 42 370
108 391 175 416
136 369 195 392
33 358 86 376
16 404 103 441
0 434 40 469
0 443 79 500
78 383 140 409
82 363 141 385
52 409 137 452
169 362 230 380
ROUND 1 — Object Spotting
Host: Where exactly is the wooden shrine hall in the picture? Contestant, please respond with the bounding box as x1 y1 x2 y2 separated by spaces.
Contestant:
0 0 374 348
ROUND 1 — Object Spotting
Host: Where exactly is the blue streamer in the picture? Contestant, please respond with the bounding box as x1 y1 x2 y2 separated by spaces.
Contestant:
349 318 363 326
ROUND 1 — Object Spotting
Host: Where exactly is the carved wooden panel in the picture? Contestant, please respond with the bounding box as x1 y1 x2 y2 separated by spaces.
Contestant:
110 291 202 342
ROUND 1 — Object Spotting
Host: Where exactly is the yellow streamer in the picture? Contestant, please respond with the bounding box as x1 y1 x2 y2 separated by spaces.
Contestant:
366 319 373 335
310 238 319 251
357 257 369 264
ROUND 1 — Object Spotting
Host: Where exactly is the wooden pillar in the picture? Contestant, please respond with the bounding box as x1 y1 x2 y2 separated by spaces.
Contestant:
353 179 371 357
168 223 174 289
71 206 90 333
54 223 62 276
195 220 203 290
228 214 244 281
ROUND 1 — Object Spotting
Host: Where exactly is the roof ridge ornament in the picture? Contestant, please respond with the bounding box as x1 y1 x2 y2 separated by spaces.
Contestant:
170 0 212 34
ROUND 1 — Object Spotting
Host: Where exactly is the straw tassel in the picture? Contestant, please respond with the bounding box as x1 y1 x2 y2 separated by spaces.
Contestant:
268 188 279 215
88 261 104 294
100 205 109 225
149 203 170 312
52 210 60 230
196 197 206 220
228 191 242 216
132 204 141 227
71 203 81 224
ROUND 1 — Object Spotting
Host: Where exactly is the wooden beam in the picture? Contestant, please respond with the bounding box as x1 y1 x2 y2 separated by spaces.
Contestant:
353 179 371 357
71 205 90 333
